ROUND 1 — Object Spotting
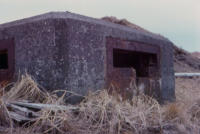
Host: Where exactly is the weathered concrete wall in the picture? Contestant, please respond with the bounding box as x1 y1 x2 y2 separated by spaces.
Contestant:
0 20 62 90
160 42 175 102
0 12 175 103
63 19 106 96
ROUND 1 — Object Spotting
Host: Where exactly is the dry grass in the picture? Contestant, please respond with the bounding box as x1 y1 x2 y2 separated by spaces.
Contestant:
0 74 200 134
2 75 47 103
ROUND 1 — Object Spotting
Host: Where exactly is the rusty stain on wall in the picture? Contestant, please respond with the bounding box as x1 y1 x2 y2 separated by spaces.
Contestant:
106 37 161 100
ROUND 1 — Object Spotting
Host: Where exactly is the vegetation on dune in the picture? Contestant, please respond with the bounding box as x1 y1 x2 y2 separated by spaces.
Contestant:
0 74 200 134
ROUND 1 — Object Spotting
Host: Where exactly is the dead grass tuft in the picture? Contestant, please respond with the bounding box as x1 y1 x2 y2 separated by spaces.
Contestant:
164 103 182 120
0 75 200 134
3 74 47 103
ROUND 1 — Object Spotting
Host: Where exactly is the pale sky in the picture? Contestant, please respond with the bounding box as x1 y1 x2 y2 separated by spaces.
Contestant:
0 0 200 52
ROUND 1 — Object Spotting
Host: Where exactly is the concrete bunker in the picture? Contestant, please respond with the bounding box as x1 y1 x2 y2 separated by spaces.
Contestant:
0 12 175 103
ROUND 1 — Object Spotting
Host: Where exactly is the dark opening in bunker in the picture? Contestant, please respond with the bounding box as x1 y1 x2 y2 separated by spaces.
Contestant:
0 39 15 82
113 48 158 77
0 50 8 69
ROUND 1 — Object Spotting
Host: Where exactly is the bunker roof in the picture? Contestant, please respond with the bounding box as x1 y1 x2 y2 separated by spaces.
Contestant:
0 11 170 43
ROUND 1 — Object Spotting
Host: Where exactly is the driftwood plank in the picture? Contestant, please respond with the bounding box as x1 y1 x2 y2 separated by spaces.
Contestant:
9 111 32 122
11 102 78 111
7 103 39 117
6 102 79 123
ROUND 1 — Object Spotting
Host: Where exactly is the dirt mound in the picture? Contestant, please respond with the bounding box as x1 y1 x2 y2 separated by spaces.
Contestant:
192 52 200 59
173 46 200 72
102 17 151 33
102 16 164 38
102 17 200 72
